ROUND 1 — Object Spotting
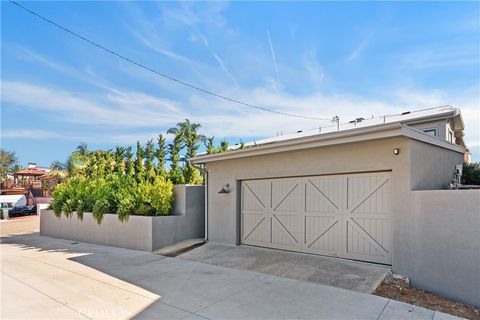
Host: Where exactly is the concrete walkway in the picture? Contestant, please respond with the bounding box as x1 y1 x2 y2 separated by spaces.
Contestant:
1 219 461 319
178 242 390 293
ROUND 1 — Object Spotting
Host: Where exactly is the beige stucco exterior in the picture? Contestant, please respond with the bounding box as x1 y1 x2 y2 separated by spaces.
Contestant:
191 109 474 305
203 134 463 250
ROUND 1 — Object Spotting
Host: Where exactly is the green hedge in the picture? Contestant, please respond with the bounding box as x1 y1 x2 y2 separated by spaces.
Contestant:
462 162 480 185
51 174 173 223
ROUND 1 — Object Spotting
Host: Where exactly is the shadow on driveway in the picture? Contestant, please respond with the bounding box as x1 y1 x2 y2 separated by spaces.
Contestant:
1 232 457 320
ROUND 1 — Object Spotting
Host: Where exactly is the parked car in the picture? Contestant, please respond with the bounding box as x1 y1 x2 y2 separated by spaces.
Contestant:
8 205 37 218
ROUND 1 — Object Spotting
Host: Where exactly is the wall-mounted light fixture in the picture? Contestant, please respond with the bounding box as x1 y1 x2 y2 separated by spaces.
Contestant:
219 183 231 194
394 148 400 155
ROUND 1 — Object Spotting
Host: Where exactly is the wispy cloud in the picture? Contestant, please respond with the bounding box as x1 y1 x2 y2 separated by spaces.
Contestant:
0 129 166 145
401 46 479 69
302 49 325 90
1 81 187 128
346 35 371 62
129 27 196 65
3 80 479 148
267 30 280 83
1 129 65 140
197 32 238 85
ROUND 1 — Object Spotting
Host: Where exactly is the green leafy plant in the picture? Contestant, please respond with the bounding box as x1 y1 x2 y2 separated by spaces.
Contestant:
155 134 167 178
462 162 480 185
51 121 210 223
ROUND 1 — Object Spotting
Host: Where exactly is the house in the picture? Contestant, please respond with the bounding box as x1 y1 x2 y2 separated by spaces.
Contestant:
191 106 479 306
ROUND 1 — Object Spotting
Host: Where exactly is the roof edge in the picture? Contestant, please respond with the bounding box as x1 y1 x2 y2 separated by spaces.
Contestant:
190 123 403 164
401 125 466 153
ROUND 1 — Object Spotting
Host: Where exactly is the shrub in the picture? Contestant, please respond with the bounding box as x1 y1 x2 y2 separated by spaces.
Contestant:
51 173 174 223
462 162 480 185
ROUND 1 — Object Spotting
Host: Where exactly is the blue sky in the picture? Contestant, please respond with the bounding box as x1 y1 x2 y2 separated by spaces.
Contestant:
1 1 479 167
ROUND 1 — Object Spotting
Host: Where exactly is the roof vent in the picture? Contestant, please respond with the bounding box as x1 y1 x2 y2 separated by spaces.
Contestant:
349 118 365 124
402 111 411 115
297 130 302 133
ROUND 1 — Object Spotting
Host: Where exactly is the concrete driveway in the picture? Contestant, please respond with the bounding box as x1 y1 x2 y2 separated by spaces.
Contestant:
177 243 390 293
1 218 460 320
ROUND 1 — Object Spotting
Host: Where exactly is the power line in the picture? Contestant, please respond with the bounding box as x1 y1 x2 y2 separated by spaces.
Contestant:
9 1 331 121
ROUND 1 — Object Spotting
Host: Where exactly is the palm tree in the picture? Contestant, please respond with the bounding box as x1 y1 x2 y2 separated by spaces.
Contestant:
205 136 216 154
67 144 89 176
168 133 184 184
219 139 229 152
76 143 88 156
50 161 67 171
168 119 205 184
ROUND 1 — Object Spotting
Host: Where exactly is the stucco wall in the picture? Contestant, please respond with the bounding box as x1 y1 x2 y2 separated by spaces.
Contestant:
40 211 154 251
40 185 205 251
151 185 205 249
205 137 412 246
410 140 464 190
394 190 480 307
408 119 447 139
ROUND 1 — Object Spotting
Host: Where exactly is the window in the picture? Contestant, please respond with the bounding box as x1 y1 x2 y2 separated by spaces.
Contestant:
448 130 454 143
423 129 437 137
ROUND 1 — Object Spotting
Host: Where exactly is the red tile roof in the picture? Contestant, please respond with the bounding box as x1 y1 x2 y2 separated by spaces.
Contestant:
15 168 46 176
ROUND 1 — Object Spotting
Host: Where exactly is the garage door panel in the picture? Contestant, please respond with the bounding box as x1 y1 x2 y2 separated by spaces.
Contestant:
345 218 391 262
271 215 300 246
348 175 390 214
241 172 392 265
272 180 302 212
243 182 268 211
305 216 341 253
242 215 269 243
306 177 344 212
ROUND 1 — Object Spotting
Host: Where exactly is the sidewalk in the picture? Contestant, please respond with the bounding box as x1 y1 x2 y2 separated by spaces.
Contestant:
1 224 461 319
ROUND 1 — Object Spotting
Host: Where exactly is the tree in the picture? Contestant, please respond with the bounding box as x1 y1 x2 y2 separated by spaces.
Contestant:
462 162 480 185
95 151 106 177
134 141 145 181
104 151 115 174
219 139 229 152
11 164 22 174
168 119 205 184
0 149 18 180
124 146 135 177
76 143 88 156
167 128 184 184
145 140 156 180
155 134 167 177
205 136 216 154
114 146 125 175
67 144 89 176
50 161 67 171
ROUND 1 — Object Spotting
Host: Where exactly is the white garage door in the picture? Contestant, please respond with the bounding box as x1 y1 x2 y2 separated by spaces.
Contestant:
241 172 392 264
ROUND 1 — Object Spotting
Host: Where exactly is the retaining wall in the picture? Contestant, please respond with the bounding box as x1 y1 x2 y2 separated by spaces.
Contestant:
40 184 205 251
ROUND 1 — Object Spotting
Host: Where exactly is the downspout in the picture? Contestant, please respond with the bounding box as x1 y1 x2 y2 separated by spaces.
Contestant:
192 163 209 241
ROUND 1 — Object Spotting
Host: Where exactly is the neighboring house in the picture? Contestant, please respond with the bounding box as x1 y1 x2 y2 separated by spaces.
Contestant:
190 105 466 264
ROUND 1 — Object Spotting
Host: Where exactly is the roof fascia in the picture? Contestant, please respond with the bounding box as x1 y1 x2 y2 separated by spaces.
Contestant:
190 123 403 163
